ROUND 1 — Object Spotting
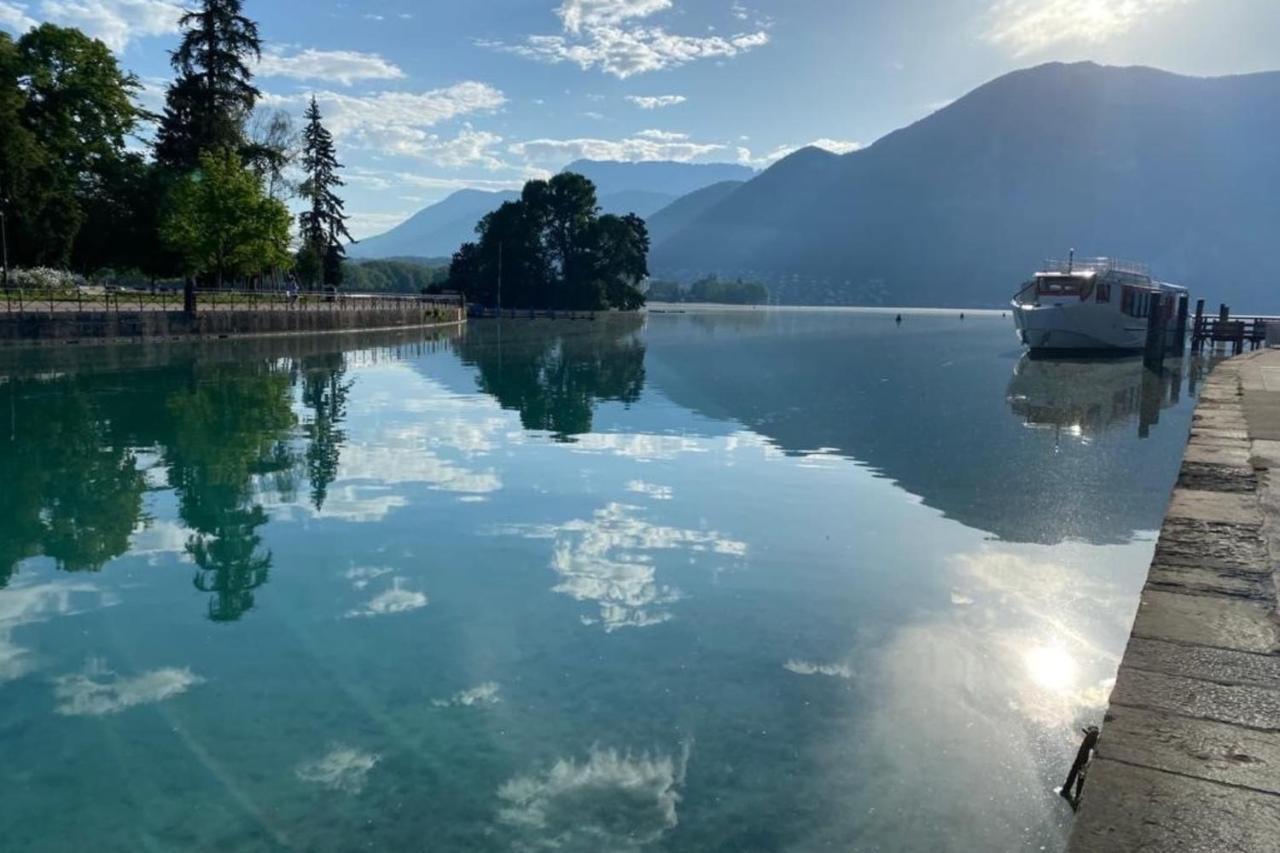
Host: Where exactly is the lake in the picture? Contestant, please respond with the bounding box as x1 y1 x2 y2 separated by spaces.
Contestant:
0 311 1206 852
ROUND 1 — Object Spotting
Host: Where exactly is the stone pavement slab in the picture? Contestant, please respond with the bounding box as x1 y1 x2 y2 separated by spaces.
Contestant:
1069 348 1280 853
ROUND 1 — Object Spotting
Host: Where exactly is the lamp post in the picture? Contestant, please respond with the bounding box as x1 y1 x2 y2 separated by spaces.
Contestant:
1 196 9 290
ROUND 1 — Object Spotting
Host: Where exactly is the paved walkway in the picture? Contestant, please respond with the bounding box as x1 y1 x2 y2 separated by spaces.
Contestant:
1068 349 1280 852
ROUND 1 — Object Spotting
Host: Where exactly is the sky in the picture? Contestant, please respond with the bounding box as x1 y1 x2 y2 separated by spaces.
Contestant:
2 0 1279 238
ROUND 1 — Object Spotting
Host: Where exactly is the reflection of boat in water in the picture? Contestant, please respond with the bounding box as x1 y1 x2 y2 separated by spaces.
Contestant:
1007 354 1184 440
1011 256 1187 352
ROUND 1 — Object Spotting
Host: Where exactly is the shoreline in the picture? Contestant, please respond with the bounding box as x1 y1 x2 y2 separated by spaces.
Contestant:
1068 349 1280 851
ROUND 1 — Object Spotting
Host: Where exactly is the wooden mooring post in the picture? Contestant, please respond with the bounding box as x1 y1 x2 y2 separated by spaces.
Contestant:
1143 292 1167 369
1172 293 1189 356
1190 298 1205 354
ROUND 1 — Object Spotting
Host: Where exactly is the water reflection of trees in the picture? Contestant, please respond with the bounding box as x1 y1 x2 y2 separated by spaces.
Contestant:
454 317 646 440
0 384 147 586
0 350 355 621
296 353 353 511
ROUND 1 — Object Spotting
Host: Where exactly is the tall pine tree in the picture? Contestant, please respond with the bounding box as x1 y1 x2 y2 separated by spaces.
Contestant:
297 96 353 288
155 0 260 171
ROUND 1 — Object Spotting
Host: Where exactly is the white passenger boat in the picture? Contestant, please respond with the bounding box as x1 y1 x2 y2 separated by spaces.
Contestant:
1011 256 1187 352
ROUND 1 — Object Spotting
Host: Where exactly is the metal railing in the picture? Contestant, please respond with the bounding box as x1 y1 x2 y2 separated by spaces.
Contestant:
1042 257 1151 277
2 287 464 318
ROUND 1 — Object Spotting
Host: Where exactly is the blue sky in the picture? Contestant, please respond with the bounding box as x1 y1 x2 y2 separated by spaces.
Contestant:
3 0 1279 237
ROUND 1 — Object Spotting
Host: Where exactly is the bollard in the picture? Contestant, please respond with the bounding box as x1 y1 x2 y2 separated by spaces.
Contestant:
1060 725 1101 811
1143 292 1166 369
1172 293 1188 356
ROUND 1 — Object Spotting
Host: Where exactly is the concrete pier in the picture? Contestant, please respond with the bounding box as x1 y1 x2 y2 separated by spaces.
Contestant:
1068 350 1280 852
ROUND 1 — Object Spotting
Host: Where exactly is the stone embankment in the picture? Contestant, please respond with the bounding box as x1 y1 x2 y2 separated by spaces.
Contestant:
1069 350 1280 852
0 298 463 346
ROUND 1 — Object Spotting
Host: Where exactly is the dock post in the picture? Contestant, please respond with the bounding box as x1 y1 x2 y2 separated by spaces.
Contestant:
1172 294 1188 356
1191 299 1205 353
1143 292 1166 370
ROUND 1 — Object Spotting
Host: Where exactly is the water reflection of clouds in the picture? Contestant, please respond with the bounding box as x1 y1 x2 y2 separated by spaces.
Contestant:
494 503 747 631
0 581 116 683
295 744 380 794
626 481 673 501
784 659 854 679
52 659 204 716
128 520 197 563
497 744 690 852
345 576 427 618
431 682 500 708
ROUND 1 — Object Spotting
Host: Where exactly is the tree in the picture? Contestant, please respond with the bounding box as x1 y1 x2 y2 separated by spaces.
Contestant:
245 108 299 201
1 25 142 268
446 172 647 311
162 147 292 287
155 0 261 171
296 96 352 288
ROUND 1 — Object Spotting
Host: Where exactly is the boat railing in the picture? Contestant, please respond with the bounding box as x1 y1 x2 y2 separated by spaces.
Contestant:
1042 257 1150 277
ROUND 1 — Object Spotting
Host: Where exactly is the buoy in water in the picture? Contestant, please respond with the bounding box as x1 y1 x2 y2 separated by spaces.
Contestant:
895 314 902 324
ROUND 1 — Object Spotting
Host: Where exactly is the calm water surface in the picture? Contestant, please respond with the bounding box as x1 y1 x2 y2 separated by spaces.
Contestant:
0 311 1205 852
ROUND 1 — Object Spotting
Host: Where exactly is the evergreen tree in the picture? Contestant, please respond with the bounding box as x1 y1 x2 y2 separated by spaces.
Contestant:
297 96 352 288
155 0 261 171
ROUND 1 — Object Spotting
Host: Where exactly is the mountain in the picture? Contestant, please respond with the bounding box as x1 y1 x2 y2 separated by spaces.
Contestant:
597 189 681 219
651 62 1280 309
563 159 755 199
646 180 745 248
348 189 518 260
352 160 756 261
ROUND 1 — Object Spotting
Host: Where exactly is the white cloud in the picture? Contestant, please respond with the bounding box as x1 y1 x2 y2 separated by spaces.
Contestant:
498 744 690 850
625 94 687 109
510 133 724 166
634 128 688 141
296 745 380 793
496 26 769 79
783 659 854 679
262 82 507 160
558 0 672 33
985 0 1188 56
256 48 405 86
347 167 529 195
0 2 37 32
487 0 768 78
53 659 203 716
432 682 501 708
737 138 862 167
27 0 182 51
345 576 428 618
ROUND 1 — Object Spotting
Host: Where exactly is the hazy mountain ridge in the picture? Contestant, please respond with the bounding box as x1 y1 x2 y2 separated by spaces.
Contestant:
352 160 757 261
650 62 1280 309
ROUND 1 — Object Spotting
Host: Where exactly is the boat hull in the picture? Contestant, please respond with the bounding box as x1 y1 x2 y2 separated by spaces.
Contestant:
1012 302 1150 352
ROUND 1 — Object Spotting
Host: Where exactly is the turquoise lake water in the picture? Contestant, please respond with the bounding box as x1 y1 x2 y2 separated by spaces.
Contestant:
0 311 1205 851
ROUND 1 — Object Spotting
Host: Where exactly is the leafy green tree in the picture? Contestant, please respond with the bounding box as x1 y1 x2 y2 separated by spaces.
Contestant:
297 96 353 288
446 172 647 311
1 25 141 268
155 0 261 171
162 147 292 287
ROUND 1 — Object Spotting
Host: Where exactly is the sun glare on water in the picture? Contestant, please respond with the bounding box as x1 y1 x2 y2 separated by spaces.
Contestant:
1023 643 1079 694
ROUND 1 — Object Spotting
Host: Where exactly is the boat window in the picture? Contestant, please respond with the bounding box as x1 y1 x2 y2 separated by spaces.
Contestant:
1096 283 1110 304
1037 275 1085 297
